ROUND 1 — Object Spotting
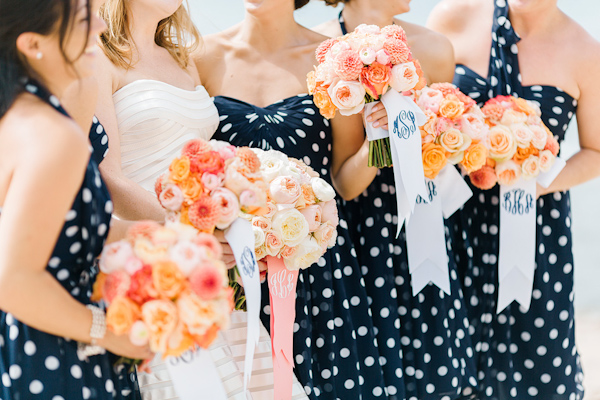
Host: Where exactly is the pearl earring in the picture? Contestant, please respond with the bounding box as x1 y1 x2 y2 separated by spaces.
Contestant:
36 52 43 60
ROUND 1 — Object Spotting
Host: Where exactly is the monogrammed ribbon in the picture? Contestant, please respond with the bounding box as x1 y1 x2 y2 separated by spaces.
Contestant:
266 256 299 400
406 166 472 295
166 347 227 400
364 90 429 236
224 218 262 391
497 158 566 313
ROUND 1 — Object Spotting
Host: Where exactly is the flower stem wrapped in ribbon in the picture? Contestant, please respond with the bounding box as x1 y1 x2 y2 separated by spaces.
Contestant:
307 24 426 168
462 95 565 313
242 148 339 400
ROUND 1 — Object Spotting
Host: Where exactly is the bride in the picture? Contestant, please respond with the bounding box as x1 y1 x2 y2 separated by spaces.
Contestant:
94 0 307 398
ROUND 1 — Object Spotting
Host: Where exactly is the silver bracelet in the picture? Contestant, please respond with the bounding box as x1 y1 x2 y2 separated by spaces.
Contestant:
86 304 106 345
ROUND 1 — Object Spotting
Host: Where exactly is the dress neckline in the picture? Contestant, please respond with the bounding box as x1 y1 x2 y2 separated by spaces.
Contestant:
113 79 206 97
214 94 311 109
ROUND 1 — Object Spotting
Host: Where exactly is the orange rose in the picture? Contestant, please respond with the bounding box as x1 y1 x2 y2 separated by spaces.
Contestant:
313 86 337 119
180 176 204 204
193 324 221 349
486 125 517 162
177 293 221 337
438 128 471 153
439 94 465 120
169 156 191 184
512 144 540 165
152 260 187 300
296 184 317 209
106 296 141 335
512 97 537 116
495 160 521 186
163 322 195 358
91 272 107 303
360 62 391 99
141 300 178 353
422 142 447 179
307 71 317 95
462 142 489 174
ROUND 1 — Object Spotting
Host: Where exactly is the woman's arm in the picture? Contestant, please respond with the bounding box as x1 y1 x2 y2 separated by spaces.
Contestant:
0 108 151 359
94 54 166 222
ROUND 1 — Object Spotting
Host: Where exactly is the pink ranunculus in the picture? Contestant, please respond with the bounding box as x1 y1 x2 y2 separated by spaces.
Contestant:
189 262 225 301
104 270 131 304
495 160 522 186
210 188 240 230
269 176 302 205
299 205 322 232
389 62 419 93
327 79 366 116
417 87 445 114
333 50 363 81
375 49 391 66
359 47 376 65
319 199 339 226
460 113 489 142
124 256 144 275
169 240 205 277
538 150 556 172
469 165 498 190
239 188 267 212
201 173 221 192
99 241 134 274
159 184 184 212
264 231 284 256
191 233 223 260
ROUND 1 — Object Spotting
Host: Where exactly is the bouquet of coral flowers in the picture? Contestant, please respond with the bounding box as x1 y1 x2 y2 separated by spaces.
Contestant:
307 23 426 168
92 220 233 359
247 148 339 269
155 139 268 233
416 83 490 180
466 95 560 190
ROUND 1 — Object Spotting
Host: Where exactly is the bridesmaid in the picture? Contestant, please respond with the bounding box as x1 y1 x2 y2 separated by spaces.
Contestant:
0 0 151 399
313 1 479 399
195 1 405 399
429 0 600 398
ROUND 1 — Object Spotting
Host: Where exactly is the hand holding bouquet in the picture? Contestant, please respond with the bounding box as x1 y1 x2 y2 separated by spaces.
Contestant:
416 83 489 180
307 24 426 167
93 221 233 359
466 95 559 190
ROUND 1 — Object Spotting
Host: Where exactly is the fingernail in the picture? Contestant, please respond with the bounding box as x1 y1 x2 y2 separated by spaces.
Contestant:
373 122 379 128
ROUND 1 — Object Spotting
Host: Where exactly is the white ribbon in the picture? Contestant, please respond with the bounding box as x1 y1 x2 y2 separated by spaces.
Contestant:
224 217 261 391
405 166 472 295
497 158 566 313
166 347 227 400
364 91 429 237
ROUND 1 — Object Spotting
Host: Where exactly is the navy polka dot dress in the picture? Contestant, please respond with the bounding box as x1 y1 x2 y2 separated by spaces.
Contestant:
213 95 400 399
451 2 584 399
337 14 479 400
89 115 109 166
0 81 140 400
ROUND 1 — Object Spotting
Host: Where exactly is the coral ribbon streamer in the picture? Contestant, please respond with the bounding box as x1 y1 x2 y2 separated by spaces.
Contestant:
266 256 299 400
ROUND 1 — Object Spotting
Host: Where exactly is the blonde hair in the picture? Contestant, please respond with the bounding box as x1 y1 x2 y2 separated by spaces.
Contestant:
99 0 200 69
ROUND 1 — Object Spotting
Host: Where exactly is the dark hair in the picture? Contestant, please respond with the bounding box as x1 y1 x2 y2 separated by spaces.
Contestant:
0 0 91 118
321 0 348 6
295 0 310 9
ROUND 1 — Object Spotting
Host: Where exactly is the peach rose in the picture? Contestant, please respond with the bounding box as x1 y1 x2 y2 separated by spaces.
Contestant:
169 156 191 184
99 241 133 274
299 205 322 232
327 79 366 116
313 86 337 119
469 165 498 190
500 109 528 126
126 220 162 244
512 97 539 116
422 142 448 180
264 231 284 256
438 128 471 154
539 150 556 172
150 227 179 248
510 123 534 148
299 184 317 208
461 112 489 142
106 296 141 336
319 199 339 226
201 173 221 192
521 156 541 179
163 322 195 358
495 160 521 186
512 145 539 165
417 87 444 114
168 240 205 277
269 176 302 205
177 293 220 337
284 236 324 271
180 177 204 204
252 216 271 231
439 94 465 120
389 62 419 93
254 245 268 261
191 232 223 260
486 125 517 162
141 300 178 353
210 188 240 230
152 260 187 300
530 125 549 150
91 272 107 303
280 245 298 260
313 221 338 250
134 239 169 264
462 142 489 174
360 62 391 99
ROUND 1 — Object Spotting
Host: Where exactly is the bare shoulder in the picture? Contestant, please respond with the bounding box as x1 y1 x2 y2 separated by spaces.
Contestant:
193 27 238 79
427 0 485 33
95 49 121 93
311 18 342 38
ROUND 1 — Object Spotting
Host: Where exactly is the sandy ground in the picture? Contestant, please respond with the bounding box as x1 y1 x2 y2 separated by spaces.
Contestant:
577 312 600 399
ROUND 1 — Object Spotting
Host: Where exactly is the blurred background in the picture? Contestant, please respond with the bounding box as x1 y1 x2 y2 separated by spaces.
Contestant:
189 1 600 397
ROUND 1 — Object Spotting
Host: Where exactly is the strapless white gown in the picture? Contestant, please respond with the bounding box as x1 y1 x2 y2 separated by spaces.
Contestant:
113 79 308 400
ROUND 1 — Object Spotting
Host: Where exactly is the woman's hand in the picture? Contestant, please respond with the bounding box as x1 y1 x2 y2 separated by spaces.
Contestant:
99 330 154 360
365 102 389 130
213 230 236 270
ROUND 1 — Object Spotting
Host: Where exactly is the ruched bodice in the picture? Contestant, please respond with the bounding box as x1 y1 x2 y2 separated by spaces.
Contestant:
113 79 219 191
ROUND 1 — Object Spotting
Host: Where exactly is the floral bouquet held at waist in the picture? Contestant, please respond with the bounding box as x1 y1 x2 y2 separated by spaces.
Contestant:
307 23 426 168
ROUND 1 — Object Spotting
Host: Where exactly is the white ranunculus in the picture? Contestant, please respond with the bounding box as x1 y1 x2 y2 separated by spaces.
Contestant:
311 177 336 202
